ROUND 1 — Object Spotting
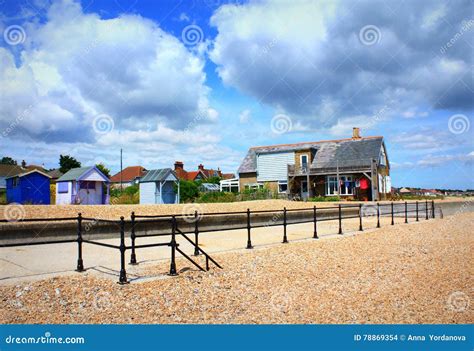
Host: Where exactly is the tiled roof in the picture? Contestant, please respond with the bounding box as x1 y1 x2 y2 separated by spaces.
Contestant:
238 136 384 173
0 164 23 177
110 166 147 183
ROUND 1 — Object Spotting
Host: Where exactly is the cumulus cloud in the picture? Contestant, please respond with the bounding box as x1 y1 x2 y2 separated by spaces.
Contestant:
210 0 473 128
0 0 216 142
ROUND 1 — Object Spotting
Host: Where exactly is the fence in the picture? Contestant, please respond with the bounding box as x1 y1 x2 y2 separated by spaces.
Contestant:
0 200 435 284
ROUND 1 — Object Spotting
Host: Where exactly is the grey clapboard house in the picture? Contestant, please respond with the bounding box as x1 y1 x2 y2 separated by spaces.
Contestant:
238 128 391 201
139 168 180 204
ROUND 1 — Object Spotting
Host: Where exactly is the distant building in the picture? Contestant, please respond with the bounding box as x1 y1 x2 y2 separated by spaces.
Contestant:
139 168 180 204
110 166 147 188
173 161 228 181
56 166 110 205
6 169 51 204
0 164 24 190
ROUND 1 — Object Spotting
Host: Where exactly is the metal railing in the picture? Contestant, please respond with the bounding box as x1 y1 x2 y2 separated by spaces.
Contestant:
0 200 435 284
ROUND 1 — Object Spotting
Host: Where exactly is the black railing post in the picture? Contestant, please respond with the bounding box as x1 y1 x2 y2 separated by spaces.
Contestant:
359 204 363 231
432 200 435 218
391 202 394 225
376 203 380 228
75 213 84 272
313 206 318 238
246 208 253 249
169 216 178 276
130 212 137 265
194 210 200 256
425 200 429 220
405 201 408 223
338 204 343 235
282 207 288 243
416 201 419 221
118 216 128 284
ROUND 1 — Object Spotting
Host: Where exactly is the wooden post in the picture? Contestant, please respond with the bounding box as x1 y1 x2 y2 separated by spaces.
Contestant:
359 204 363 231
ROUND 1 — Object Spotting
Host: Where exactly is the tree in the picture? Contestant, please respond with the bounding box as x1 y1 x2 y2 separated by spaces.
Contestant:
206 176 222 184
0 157 17 165
59 155 81 174
95 163 111 178
175 180 199 203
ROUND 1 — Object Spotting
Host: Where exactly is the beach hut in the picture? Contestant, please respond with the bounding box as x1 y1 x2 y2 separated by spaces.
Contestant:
139 168 180 204
6 169 51 204
56 166 110 205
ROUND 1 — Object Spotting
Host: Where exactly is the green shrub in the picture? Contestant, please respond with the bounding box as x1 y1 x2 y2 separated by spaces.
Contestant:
175 180 199 203
0 190 6 205
308 195 341 202
196 191 236 203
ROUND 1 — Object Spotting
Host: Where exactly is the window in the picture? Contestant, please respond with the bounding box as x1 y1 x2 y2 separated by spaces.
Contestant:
12 177 19 187
380 147 387 166
326 175 353 195
300 154 308 171
79 181 95 190
57 182 68 193
278 181 288 193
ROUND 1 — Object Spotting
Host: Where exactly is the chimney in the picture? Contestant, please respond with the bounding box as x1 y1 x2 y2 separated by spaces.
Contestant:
352 127 361 139
174 161 184 170
198 164 204 170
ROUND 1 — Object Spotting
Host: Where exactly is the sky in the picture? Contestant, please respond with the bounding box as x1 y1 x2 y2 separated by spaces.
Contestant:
0 0 472 189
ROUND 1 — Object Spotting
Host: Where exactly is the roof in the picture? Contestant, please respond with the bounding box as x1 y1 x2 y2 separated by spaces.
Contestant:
110 166 147 183
57 166 109 182
6 169 51 179
199 183 220 191
139 168 177 182
238 136 385 173
48 169 63 179
0 164 24 178
222 173 236 180
25 165 47 172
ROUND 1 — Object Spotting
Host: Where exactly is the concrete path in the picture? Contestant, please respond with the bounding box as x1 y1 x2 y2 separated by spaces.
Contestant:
0 216 431 285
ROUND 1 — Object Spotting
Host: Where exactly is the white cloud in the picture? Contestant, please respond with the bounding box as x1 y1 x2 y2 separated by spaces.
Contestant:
239 109 251 123
0 0 215 142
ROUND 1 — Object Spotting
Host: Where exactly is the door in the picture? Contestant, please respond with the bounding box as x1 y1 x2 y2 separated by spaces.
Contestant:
301 180 308 200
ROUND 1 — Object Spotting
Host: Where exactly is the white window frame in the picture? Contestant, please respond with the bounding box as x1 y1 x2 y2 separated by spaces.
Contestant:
300 154 309 171
326 175 354 196
278 180 288 193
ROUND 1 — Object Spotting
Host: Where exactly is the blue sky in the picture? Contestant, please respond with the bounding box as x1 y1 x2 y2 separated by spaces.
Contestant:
0 0 472 189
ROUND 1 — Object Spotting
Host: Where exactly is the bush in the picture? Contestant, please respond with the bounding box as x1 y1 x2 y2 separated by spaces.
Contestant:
308 195 341 202
175 180 199 203
237 187 273 201
50 183 56 204
0 190 6 205
196 191 236 203
110 184 140 204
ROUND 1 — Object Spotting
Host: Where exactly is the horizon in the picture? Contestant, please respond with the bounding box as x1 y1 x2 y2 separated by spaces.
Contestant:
0 0 473 190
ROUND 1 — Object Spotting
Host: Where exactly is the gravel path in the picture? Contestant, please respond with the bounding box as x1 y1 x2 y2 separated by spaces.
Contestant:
1 212 472 324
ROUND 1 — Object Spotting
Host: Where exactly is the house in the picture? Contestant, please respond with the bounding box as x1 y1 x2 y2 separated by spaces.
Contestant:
139 168 180 204
219 177 240 192
47 169 64 183
110 166 148 188
0 164 24 190
173 161 225 181
6 169 51 204
238 128 391 201
56 166 110 205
